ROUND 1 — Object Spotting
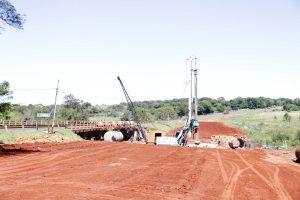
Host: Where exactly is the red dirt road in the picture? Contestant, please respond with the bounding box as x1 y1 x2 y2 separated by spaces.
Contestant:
1 141 299 200
167 122 247 139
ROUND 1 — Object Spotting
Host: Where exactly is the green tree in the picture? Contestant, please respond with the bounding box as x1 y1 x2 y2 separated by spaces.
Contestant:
0 81 13 119
136 108 155 122
283 103 299 112
121 108 154 122
59 94 90 120
214 103 225 113
156 105 178 120
198 100 214 114
0 0 25 31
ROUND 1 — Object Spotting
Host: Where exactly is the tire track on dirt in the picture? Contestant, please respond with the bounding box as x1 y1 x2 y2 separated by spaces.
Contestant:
0 144 127 178
234 151 293 200
221 163 250 200
106 187 180 200
273 167 293 200
234 151 274 189
0 144 109 170
187 149 220 200
216 150 229 184
95 148 185 199
0 147 91 170
0 144 111 173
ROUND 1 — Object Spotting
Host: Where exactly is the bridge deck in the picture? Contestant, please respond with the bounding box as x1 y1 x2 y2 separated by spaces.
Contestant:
0 120 138 134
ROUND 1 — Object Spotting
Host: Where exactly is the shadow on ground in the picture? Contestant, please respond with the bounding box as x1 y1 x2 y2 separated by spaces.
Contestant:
0 145 41 157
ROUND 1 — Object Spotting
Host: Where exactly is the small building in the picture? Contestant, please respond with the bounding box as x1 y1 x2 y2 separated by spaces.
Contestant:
147 130 167 144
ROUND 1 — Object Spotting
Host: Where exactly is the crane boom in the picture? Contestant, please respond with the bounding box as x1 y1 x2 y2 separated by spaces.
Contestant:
117 76 148 144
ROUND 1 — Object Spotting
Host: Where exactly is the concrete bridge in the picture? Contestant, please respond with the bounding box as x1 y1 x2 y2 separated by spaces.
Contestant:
0 120 139 140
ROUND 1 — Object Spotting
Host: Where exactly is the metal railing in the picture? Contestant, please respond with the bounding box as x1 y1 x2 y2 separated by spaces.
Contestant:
0 120 138 133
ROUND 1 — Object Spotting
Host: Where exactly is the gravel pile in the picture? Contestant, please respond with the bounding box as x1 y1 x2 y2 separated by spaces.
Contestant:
16 135 65 144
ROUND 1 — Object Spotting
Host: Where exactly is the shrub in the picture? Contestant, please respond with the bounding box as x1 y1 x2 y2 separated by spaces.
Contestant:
283 112 292 122
272 132 290 143
294 130 300 140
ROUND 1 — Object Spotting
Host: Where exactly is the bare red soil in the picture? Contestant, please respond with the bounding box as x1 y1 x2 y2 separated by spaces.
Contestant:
167 122 247 139
0 141 299 200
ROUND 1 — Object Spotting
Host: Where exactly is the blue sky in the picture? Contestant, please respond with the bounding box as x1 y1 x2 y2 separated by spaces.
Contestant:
1 0 300 105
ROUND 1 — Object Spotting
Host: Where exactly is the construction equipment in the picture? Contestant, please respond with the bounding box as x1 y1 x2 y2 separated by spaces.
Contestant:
156 57 199 146
156 118 198 146
117 76 148 144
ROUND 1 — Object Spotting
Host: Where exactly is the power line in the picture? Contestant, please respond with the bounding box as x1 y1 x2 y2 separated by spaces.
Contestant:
58 89 68 95
11 88 56 92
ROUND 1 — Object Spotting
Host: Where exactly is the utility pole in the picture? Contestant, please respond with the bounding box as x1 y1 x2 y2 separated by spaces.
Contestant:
51 80 59 134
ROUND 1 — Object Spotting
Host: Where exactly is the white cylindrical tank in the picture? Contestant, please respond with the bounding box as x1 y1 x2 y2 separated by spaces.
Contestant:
104 131 124 142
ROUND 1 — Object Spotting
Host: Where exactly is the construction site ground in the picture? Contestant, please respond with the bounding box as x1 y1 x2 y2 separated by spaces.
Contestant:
1 140 299 200
167 121 247 140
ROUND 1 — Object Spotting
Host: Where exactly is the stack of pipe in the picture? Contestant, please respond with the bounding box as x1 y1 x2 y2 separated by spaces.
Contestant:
104 131 124 142
228 138 245 149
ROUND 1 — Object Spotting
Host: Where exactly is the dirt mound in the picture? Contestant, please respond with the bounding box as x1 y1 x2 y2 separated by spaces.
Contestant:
167 121 247 139
16 134 65 144
0 141 299 199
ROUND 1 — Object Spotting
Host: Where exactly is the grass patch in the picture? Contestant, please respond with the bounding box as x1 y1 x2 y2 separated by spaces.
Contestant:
0 129 82 144
143 120 184 132
199 109 300 149
54 129 83 141
0 130 47 144
89 115 120 121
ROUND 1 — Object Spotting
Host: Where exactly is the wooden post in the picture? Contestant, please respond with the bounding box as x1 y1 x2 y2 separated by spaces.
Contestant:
36 121 38 130
4 125 8 132
51 80 59 134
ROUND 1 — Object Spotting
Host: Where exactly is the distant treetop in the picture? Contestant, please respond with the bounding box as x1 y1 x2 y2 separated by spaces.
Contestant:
0 0 25 30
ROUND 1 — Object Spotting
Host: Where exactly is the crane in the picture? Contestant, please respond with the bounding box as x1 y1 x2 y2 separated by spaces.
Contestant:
117 76 148 144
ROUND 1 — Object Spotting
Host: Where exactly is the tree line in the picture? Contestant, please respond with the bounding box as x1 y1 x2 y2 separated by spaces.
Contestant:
1 80 300 122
